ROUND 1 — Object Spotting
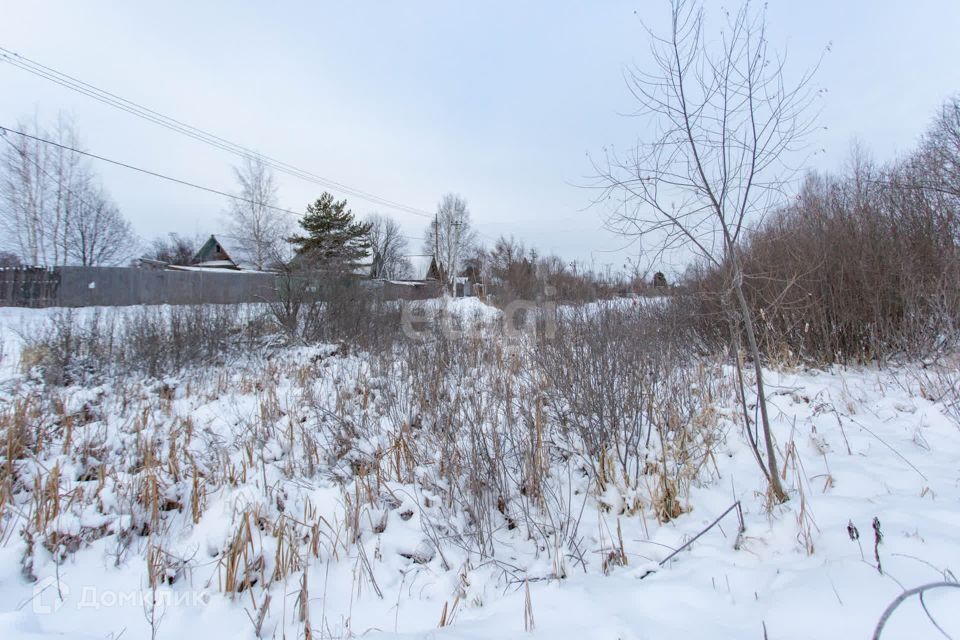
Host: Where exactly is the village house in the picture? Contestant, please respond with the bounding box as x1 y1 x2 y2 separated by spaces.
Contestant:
376 254 443 300
174 235 242 271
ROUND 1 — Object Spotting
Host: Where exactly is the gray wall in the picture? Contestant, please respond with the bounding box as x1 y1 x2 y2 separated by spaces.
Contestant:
1 266 279 308
381 280 442 301
1 267 446 308
0 268 60 307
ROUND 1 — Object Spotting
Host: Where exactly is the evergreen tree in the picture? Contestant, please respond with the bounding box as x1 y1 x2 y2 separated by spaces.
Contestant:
288 192 372 273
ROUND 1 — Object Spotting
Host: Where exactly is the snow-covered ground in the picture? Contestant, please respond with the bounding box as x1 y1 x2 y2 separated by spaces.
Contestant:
0 302 958 639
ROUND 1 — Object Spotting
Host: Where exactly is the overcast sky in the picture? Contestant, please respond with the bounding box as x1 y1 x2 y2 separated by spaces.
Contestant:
2 1 959 271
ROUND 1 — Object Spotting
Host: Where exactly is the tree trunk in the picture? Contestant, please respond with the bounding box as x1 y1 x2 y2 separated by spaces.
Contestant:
732 276 789 503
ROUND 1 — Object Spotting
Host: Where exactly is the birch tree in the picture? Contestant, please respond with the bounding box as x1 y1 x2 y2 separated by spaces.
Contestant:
225 155 291 270
423 193 478 291
0 113 119 266
0 113 93 266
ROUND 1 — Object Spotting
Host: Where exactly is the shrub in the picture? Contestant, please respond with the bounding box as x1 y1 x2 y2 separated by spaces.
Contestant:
21 305 274 383
687 159 960 364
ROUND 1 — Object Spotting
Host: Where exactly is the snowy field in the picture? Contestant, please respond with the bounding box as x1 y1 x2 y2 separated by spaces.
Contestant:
0 301 958 639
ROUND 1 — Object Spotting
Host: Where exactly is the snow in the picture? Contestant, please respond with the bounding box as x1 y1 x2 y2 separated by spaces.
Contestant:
0 304 958 639
441 295 503 322
399 296 503 332
168 263 247 272
0 306 49 382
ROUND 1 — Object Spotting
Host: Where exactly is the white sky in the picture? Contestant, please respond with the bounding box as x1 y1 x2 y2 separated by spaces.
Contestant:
2 1 959 272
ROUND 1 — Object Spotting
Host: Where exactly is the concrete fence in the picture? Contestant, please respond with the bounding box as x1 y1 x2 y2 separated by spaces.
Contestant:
382 280 443 301
0 267 61 307
0 266 444 308
1 266 279 308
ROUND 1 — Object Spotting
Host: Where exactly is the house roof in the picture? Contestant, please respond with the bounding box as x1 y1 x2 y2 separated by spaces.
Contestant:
192 235 240 269
405 255 439 281
166 264 269 274
194 260 236 268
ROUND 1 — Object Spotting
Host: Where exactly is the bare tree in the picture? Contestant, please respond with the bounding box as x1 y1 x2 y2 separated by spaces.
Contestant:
0 251 21 268
65 186 138 266
224 155 291 270
423 193 479 293
143 233 204 266
489 235 538 300
918 95 960 203
594 0 822 503
366 212 411 278
0 122 42 263
0 113 90 265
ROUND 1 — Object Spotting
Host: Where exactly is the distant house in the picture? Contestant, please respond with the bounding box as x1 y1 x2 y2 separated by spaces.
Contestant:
403 255 442 282
375 254 443 301
392 255 481 297
188 235 241 270
138 234 244 272
458 263 484 297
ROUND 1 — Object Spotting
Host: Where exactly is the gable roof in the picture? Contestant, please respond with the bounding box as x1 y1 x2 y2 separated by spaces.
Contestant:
405 255 441 281
192 235 240 270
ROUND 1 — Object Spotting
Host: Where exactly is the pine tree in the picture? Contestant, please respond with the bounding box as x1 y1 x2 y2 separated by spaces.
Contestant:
288 192 372 273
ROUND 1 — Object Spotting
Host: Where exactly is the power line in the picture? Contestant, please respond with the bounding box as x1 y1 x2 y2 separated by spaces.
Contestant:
0 45 435 219
0 124 306 218
0 46 433 218
0 46 496 244
0 132 102 214
1 126 436 246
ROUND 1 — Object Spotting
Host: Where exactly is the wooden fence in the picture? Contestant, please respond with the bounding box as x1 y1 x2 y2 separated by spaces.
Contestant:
0 267 60 307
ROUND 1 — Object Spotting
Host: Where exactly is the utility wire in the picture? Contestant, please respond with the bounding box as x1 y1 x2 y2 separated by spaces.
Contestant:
0 46 496 244
0 131 102 214
0 124 306 218
0 47 432 217
0 45 434 219
1 126 432 247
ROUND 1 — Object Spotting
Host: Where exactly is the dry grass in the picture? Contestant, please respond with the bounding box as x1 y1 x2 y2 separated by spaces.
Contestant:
0 299 737 634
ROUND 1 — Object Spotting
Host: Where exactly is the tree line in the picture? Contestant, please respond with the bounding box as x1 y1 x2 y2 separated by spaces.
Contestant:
0 113 656 303
688 99 960 364
0 114 471 278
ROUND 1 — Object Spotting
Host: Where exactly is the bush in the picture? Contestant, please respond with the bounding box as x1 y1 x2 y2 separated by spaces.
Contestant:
22 283 406 385
535 301 720 497
268 275 403 352
687 156 960 364
22 305 274 384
